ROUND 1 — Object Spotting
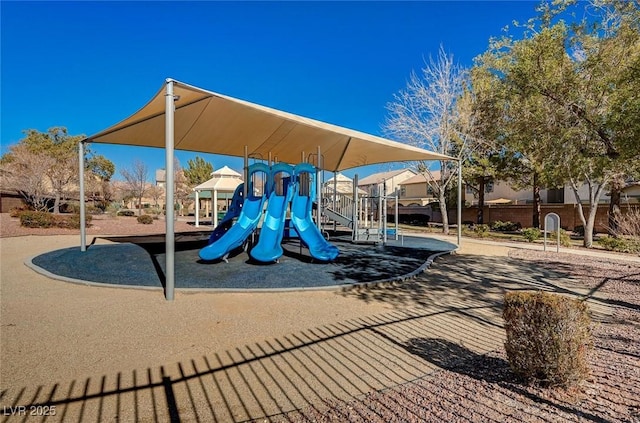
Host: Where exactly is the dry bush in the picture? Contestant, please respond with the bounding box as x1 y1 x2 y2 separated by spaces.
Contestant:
613 207 640 237
19 211 91 229
19 211 56 228
137 214 154 225
604 207 640 253
503 291 592 387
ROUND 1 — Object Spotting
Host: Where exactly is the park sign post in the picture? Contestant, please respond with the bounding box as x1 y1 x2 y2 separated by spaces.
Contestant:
544 212 561 253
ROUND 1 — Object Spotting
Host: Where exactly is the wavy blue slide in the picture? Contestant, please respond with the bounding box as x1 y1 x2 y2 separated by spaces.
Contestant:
249 163 295 263
291 163 340 261
207 183 245 244
199 163 270 262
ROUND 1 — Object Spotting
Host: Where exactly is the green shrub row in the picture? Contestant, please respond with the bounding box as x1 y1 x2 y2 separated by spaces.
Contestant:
491 220 521 232
117 210 136 217
598 236 640 253
503 291 592 387
19 211 92 229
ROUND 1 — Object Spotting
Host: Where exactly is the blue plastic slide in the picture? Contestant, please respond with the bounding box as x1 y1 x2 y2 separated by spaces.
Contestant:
199 163 270 262
291 163 340 261
249 163 295 263
207 183 245 243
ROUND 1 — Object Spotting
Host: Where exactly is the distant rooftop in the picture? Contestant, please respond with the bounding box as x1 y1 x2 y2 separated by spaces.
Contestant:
358 169 416 186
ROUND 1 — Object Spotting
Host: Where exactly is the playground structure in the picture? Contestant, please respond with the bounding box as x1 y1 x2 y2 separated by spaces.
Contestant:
79 79 460 300
198 158 404 265
322 174 402 245
199 161 339 264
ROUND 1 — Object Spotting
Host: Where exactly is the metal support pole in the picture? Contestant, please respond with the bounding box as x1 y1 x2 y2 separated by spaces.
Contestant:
195 190 200 227
378 193 383 242
243 146 248 198
165 78 176 301
353 174 359 242
333 172 337 232
79 141 87 251
213 189 218 227
316 146 322 231
457 159 462 247
395 195 399 241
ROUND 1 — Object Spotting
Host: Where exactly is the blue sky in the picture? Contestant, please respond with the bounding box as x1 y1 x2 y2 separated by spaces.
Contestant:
1 1 538 180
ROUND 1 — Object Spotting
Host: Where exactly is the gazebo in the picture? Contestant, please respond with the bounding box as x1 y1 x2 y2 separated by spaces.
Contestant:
79 78 459 300
193 166 243 227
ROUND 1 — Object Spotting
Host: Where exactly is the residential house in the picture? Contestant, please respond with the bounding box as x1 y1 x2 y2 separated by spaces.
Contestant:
323 173 367 197
357 169 417 198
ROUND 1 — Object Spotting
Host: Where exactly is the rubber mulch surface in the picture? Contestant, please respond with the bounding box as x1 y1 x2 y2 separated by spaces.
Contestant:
30 231 456 290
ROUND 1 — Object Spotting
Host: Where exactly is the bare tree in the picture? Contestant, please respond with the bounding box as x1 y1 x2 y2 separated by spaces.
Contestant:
168 159 192 216
48 151 78 213
384 46 469 234
121 160 149 216
147 184 164 211
0 144 54 211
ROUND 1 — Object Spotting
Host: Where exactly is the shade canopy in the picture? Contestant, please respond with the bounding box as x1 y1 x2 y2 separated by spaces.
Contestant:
87 80 452 171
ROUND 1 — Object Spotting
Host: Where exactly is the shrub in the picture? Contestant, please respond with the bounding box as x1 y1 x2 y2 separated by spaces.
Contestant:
57 214 92 229
19 212 91 229
117 210 135 217
598 236 640 254
611 207 640 238
491 220 521 232
503 291 592 387
137 214 154 224
522 227 541 242
20 211 56 228
550 229 572 247
392 214 431 226
474 224 490 238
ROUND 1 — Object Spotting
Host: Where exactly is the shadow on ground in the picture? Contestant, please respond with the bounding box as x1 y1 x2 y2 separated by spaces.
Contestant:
5 253 638 421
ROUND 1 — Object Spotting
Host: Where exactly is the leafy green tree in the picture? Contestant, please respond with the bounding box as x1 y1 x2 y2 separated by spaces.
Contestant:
86 154 116 210
456 87 503 224
472 31 563 229
471 0 639 245
184 156 213 186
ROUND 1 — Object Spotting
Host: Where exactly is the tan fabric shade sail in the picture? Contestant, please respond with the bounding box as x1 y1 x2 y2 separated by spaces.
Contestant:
87 80 452 171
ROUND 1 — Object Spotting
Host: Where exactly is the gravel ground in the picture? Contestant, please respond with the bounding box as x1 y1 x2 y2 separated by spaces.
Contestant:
278 251 640 423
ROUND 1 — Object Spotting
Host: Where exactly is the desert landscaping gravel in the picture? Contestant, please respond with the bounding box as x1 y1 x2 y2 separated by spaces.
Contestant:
280 251 640 423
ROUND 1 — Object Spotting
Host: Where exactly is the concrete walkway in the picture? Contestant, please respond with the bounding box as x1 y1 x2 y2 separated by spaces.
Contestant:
422 232 640 263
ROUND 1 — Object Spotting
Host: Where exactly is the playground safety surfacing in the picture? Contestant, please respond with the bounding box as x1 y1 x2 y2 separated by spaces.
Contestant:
28 231 457 291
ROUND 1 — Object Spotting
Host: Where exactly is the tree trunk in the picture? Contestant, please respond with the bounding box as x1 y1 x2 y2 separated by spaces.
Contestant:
439 191 449 235
138 197 143 216
608 175 624 237
53 192 61 214
477 177 485 224
532 172 541 228
584 204 599 248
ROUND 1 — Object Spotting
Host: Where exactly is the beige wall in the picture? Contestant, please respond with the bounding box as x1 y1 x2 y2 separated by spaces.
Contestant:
360 170 416 197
